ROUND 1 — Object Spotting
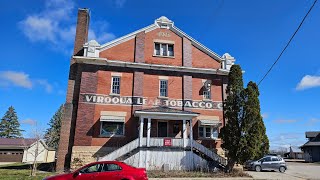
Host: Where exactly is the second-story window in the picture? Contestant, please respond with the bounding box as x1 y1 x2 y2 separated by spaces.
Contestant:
159 80 168 97
203 80 211 100
111 76 121 94
154 43 174 57
203 89 211 99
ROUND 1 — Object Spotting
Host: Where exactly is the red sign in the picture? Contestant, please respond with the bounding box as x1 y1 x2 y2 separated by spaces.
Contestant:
164 138 172 146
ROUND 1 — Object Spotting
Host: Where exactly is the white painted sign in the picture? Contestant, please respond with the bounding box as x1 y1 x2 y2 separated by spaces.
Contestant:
81 94 223 110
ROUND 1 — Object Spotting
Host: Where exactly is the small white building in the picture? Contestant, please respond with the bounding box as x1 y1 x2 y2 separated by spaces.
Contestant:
22 139 56 163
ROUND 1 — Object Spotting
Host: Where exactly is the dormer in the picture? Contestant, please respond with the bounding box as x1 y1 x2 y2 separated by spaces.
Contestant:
154 16 174 29
84 40 101 58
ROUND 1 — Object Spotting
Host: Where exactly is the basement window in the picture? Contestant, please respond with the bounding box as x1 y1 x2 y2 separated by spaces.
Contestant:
154 43 174 57
100 121 124 136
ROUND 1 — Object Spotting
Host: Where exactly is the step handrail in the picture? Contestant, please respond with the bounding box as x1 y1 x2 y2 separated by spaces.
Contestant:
99 138 140 161
192 140 227 166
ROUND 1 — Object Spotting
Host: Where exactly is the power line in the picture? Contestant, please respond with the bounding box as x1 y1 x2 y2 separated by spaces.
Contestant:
258 0 318 86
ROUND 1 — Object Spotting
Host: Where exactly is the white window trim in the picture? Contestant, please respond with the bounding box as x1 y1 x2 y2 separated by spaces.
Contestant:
153 42 174 57
159 79 168 98
198 125 219 140
110 76 121 95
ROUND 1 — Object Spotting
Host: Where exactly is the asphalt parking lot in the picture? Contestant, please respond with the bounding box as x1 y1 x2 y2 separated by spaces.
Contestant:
246 161 320 180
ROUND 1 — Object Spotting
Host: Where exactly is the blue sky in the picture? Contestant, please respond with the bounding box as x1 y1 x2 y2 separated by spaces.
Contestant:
0 0 319 151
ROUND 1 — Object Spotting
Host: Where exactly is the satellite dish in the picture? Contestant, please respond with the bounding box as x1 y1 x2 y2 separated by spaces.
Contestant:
203 80 212 91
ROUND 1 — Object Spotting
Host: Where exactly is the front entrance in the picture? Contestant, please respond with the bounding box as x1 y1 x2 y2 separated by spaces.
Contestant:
158 121 168 137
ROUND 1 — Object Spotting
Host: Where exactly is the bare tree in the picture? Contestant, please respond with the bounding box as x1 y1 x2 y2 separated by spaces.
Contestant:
25 121 45 176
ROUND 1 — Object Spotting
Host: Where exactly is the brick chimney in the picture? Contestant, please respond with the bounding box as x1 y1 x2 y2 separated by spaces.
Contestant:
73 8 90 56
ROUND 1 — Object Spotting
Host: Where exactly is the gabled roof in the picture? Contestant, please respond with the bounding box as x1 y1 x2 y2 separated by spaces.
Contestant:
0 138 36 148
28 139 55 151
301 133 320 148
305 131 320 138
99 16 222 62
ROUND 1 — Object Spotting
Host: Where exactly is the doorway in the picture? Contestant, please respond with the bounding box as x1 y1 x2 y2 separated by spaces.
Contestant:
158 121 168 137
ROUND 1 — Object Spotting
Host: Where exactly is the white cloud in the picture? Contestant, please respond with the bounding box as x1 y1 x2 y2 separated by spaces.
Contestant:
20 16 57 42
305 118 320 126
89 30 116 43
36 80 53 93
0 71 55 93
296 75 320 90
269 132 305 150
273 119 297 124
0 71 32 89
21 119 37 126
19 0 116 52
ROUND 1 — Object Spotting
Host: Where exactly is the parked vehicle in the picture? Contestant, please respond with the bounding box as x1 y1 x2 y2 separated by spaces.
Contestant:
44 161 148 180
244 155 287 173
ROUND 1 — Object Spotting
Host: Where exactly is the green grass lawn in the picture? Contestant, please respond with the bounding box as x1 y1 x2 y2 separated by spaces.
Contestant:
0 169 56 180
0 163 56 180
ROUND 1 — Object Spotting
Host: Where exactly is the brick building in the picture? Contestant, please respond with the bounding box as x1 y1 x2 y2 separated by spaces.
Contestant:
56 8 235 171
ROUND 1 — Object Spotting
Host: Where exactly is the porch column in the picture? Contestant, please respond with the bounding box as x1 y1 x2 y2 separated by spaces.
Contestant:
190 119 193 143
183 119 187 147
147 118 151 147
190 119 194 169
139 116 144 147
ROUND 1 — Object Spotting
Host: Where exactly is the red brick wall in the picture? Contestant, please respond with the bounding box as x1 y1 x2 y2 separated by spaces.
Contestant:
74 71 98 146
144 28 183 66
99 38 135 62
90 70 135 147
192 45 221 69
142 74 183 101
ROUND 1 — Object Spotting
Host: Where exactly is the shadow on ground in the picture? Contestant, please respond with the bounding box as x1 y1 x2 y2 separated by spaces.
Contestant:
0 162 56 172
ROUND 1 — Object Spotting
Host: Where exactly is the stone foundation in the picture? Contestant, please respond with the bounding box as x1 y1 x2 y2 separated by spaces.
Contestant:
71 146 116 169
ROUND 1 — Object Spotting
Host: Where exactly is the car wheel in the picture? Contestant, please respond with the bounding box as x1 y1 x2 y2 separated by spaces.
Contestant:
255 165 261 172
279 166 286 173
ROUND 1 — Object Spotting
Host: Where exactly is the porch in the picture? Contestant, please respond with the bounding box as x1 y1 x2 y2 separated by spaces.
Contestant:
134 106 199 148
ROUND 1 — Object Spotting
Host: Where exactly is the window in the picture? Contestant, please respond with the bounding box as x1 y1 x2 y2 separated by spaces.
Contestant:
199 126 219 139
80 164 102 174
111 76 121 94
203 80 211 99
203 89 211 99
100 122 124 136
159 80 168 97
154 43 174 57
102 163 122 172
212 127 218 139
271 157 279 161
262 157 272 162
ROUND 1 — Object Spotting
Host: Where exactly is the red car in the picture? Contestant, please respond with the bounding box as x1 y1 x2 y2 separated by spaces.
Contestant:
44 161 148 180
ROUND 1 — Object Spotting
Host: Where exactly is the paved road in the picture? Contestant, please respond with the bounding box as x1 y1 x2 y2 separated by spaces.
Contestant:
246 162 320 180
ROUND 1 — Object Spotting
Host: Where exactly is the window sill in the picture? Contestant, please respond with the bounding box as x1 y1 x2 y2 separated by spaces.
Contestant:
99 135 125 138
109 93 120 96
202 99 212 102
158 96 169 99
153 55 175 59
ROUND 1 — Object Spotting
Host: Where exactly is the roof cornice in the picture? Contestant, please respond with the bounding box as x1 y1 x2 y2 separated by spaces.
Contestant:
73 56 229 76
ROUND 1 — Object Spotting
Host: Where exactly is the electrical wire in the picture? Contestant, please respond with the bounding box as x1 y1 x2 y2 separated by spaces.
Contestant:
258 0 318 86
